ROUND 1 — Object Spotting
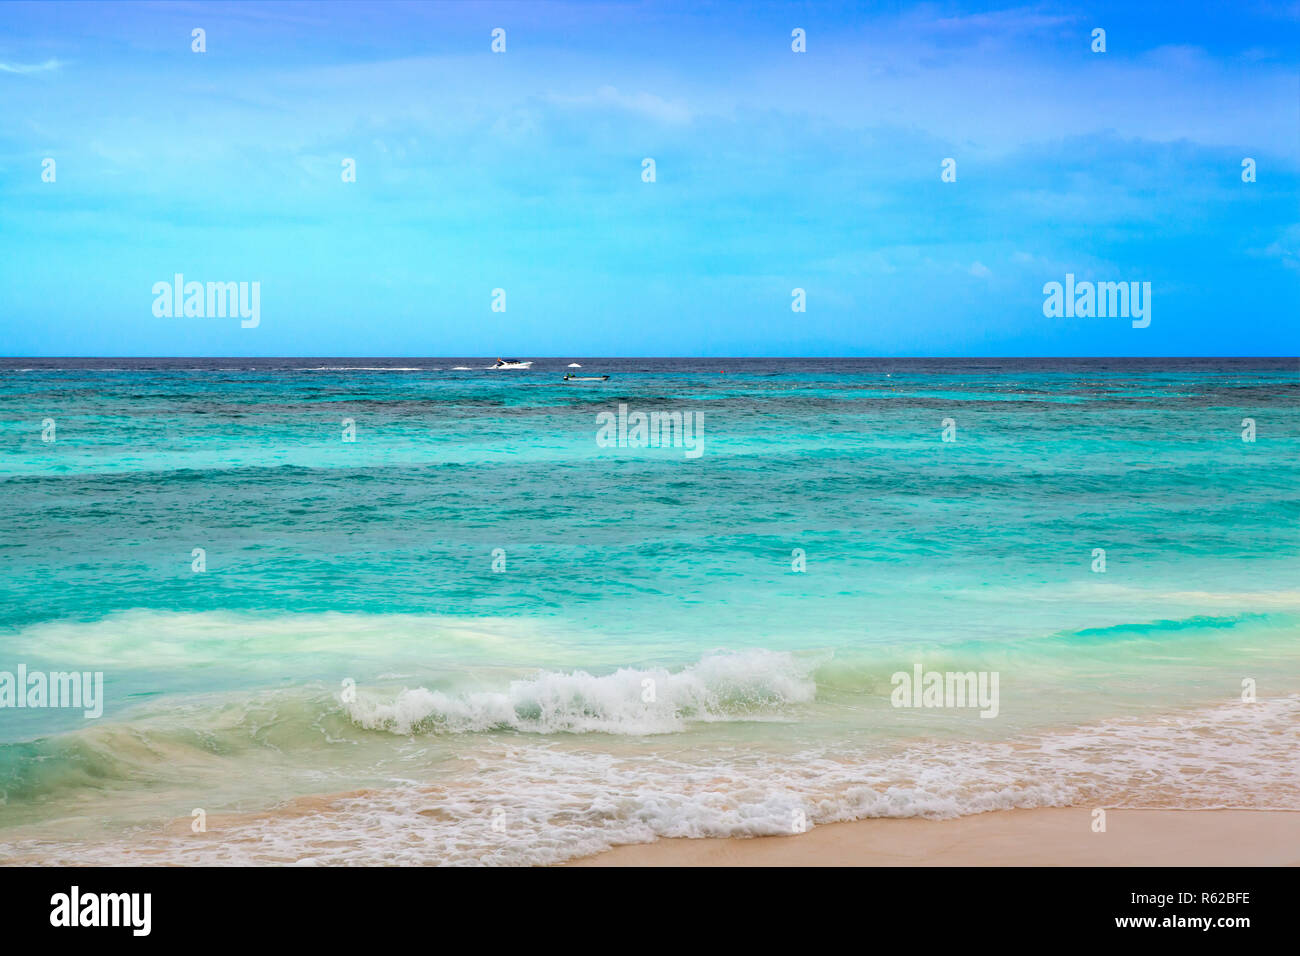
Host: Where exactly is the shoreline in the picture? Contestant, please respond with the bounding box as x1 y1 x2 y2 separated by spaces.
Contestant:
7 804 1299 866
565 808 1300 867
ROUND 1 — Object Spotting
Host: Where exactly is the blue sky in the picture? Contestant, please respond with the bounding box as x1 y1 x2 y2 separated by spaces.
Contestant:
0 0 1296 356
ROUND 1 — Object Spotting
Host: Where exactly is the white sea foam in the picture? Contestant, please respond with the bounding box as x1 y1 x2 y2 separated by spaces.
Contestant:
9 695 1298 866
343 649 817 735
0 609 564 671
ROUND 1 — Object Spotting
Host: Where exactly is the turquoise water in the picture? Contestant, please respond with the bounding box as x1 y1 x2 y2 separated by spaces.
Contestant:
1 357 1298 864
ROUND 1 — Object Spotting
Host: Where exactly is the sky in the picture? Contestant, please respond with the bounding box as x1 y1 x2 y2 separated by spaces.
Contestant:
0 0 1297 357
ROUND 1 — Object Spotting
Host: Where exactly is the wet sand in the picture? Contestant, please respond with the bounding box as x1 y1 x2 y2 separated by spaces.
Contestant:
566 808 1300 866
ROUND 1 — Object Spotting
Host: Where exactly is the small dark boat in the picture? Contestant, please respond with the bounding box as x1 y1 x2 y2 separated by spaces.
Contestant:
563 374 609 382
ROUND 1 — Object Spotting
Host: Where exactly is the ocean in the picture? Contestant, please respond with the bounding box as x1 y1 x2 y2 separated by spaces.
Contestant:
1 357 1297 864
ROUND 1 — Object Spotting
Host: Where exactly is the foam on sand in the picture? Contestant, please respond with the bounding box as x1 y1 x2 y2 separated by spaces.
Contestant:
7 694 1297 866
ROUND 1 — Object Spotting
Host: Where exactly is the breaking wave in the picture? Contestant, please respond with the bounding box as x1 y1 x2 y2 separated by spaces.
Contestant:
343 649 817 735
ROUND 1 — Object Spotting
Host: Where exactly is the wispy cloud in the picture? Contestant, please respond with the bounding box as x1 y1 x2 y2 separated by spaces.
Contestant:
926 6 1079 35
546 85 691 125
1252 224 1300 271
0 57 61 74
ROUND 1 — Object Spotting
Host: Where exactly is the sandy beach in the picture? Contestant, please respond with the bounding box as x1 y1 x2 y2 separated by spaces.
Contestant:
567 808 1300 867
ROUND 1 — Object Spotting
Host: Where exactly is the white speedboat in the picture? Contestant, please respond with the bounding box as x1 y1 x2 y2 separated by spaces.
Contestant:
492 358 533 369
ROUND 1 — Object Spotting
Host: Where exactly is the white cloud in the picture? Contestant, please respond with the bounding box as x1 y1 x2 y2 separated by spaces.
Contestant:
927 8 1079 35
546 85 691 125
0 58 62 75
1252 224 1300 270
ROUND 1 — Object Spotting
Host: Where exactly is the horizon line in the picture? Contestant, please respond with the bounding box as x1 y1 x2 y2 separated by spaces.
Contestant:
3 355 1298 362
